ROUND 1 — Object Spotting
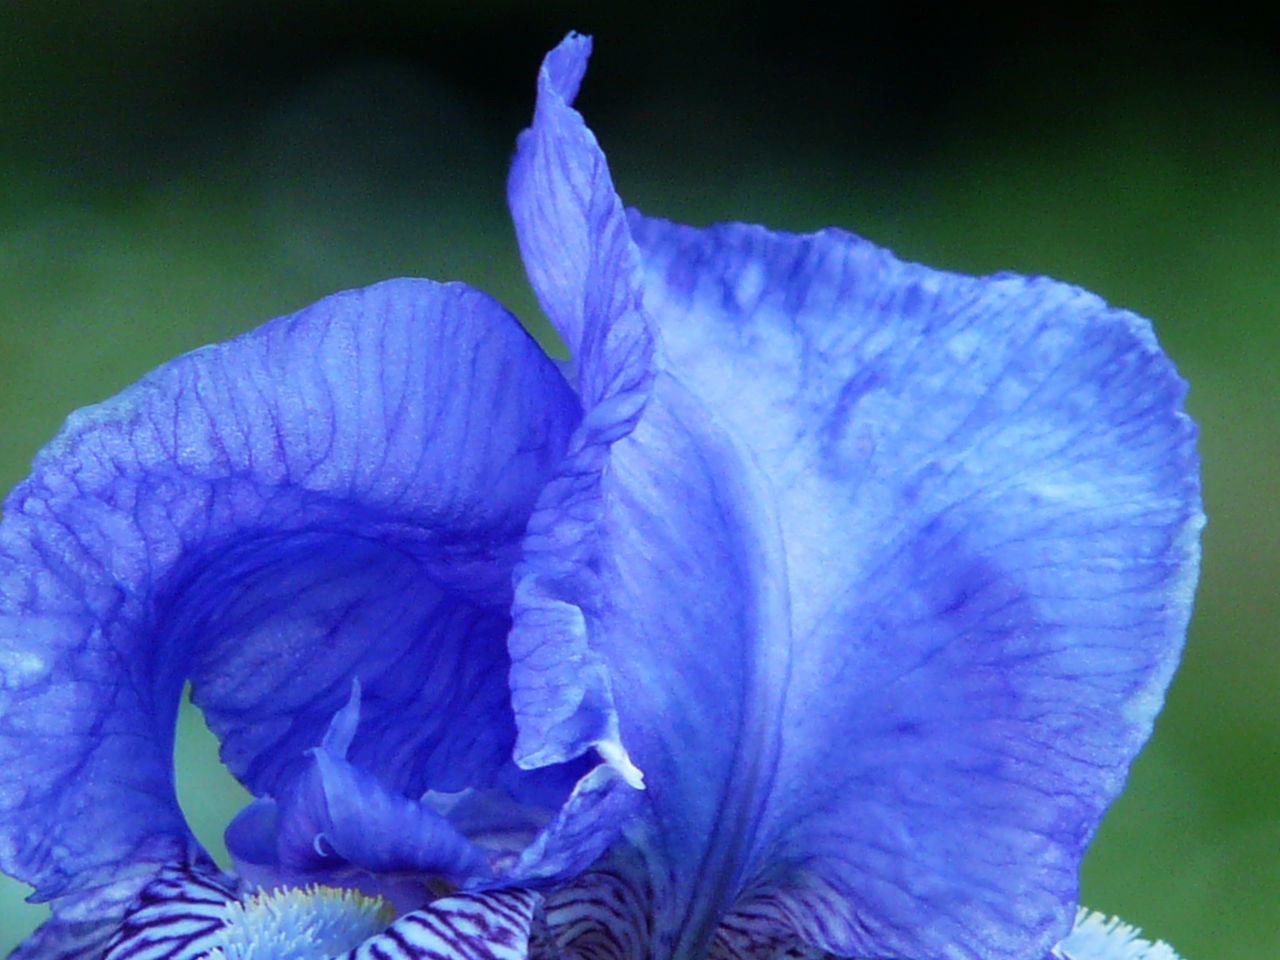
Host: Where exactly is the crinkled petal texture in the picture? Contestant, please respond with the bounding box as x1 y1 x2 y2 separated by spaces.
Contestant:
507 31 655 776
507 32 652 414
507 34 1202 960
0 278 584 923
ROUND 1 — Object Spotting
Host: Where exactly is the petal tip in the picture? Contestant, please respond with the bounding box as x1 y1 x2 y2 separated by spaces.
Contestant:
541 31 593 105
595 740 645 791
320 679 362 759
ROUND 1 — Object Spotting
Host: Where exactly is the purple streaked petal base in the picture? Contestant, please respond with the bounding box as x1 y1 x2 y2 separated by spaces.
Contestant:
336 889 541 960
101 863 239 960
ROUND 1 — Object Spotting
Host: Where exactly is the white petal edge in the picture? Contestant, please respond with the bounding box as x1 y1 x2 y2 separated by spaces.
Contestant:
1053 908 1185 960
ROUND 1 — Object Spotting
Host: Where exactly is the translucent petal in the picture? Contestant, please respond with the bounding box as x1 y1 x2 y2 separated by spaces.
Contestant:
223 688 636 908
507 32 653 410
626 214 1203 960
0 279 580 918
507 35 1198 960
508 762 646 886
506 33 656 776
517 355 797 954
259 687 493 888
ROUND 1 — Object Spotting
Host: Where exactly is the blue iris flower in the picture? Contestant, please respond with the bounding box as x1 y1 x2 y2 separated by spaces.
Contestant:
0 32 1201 960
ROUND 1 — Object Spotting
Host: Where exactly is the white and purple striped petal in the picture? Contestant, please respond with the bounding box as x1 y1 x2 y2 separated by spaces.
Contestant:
336 890 541 960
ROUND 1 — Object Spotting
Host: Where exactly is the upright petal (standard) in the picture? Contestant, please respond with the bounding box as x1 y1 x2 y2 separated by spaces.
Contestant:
0 279 581 927
506 34 1202 960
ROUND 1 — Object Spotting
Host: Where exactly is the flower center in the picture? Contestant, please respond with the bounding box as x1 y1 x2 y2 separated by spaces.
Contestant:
208 885 395 960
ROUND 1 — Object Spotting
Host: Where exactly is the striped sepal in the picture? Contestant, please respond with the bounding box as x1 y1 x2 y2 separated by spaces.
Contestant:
340 889 541 960
710 900 829 960
539 855 651 960
101 863 238 960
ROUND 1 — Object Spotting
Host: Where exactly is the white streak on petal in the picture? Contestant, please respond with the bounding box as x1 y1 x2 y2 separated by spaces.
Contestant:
595 741 645 790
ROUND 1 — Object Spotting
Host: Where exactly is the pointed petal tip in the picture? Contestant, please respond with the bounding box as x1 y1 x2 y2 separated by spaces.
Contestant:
595 740 646 790
541 31 593 105
320 679 362 758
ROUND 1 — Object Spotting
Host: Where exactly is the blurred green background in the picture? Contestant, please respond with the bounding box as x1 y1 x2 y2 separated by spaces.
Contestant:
0 2 1276 957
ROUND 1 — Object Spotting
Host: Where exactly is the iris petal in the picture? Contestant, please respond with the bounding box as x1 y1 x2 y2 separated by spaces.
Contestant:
625 215 1203 959
506 32 656 777
540 845 652 960
0 279 581 920
507 32 652 410
505 33 1201 960
585 375 794 959
102 864 239 960
507 764 646 886
240 685 493 891
1 31 1201 960
507 39 797 957
6 919 117 960
335 888 541 960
